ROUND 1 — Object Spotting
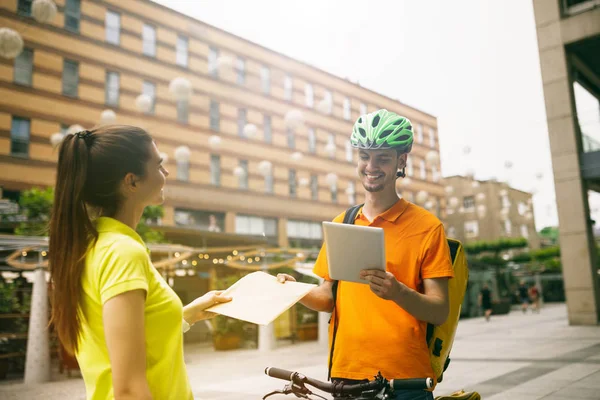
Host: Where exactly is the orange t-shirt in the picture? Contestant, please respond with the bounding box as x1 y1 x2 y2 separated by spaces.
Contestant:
313 199 454 384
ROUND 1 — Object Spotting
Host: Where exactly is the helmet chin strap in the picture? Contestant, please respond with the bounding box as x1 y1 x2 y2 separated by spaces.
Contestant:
396 168 406 178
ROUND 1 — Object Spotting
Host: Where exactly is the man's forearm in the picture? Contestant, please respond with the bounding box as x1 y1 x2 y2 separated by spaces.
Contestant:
394 288 448 326
299 282 334 313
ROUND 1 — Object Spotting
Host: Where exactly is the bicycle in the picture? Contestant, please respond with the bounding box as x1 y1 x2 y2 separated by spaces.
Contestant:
263 366 433 400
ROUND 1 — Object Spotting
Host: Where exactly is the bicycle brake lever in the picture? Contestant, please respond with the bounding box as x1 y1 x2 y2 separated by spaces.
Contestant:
262 383 312 400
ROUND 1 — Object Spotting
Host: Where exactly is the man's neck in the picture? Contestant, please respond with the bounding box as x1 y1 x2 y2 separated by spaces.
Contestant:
362 187 400 221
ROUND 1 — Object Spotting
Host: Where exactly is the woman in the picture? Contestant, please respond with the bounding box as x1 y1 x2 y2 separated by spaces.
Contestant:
48 125 230 399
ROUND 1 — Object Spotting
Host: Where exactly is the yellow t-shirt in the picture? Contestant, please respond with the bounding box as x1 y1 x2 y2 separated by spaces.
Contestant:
77 217 192 400
313 199 454 385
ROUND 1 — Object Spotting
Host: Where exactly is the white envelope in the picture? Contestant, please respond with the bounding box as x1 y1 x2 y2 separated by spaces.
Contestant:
205 271 317 325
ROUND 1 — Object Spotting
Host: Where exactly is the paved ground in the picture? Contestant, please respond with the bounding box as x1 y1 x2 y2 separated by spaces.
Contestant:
1 303 599 399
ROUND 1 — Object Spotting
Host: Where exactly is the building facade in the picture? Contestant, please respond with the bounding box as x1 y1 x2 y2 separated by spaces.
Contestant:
532 0 600 325
442 175 540 249
0 0 444 248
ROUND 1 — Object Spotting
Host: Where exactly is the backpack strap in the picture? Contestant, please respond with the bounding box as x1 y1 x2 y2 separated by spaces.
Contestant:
327 203 363 381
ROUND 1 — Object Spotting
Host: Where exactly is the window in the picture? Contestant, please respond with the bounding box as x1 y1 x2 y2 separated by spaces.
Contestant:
310 174 318 200
323 91 333 114
64 0 81 33
210 154 220 186
464 221 479 238
447 226 456 238
265 172 274 194
176 158 189 181
235 215 277 237
504 220 512 235
407 157 413 176
328 134 336 159
520 224 529 238
284 75 293 101
105 10 120 45
289 169 297 197
238 160 248 189
14 48 33 86
264 115 272 143
10 117 30 158
428 127 435 148
416 123 423 144
177 100 189 124
62 59 79 97
238 108 247 137
236 57 245 85
17 0 32 16
208 47 218 77
287 128 295 149
343 97 351 120
287 220 323 240
210 100 220 131
345 141 353 162
174 209 224 232
518 202 528 216
141 81 155 113
331 180 338 203
432 165 439 182
105 71 120 106
501 193 511 209
463 196 475 211
360 103 367 115
176 35 188 67
260 66 270 94
420 159 426 179
142 24 156 57
347 182 356 205
305 83 314 107
308 128 316 154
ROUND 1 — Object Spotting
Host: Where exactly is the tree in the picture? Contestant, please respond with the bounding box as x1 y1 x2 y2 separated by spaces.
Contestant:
137 205 167 243
14 187 54 236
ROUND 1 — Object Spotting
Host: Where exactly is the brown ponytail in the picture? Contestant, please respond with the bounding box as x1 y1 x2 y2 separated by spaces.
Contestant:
48 125 153 354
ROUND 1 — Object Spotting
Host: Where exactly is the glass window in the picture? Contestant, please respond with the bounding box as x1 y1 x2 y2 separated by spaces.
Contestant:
208 47 218 77
260 66 270 94
308 128 316 154
464 220 479 238
504 220 512 235
177 100 189 124
64 0 81 33
210 154 220 186
62 59 79 97
406 157 413 176
210 100 220 131
416 123 424 143
345 140 353 162
428 127 436 148
331 181 338 203
238 108 247 137
520 224 529 238
463 196 475 211
305 83 313 107
360 103 367 115
310 174 318 200
287 128 295 149
17 0 32 16
105 10 120 45
235 215 277 237
289 169 297 197
343 97 351 120
264 115 272 143
142 24 156 57
573 81 600 153
284 75 293 101
265 172 274 194
347 181 356 204
14 48 33 86
176 35 188 67
10 117 30 158
236 57 245 85
105 71 120 106
141 81 155 113
239 160 248 189
176 160 189 181
420 159 426 179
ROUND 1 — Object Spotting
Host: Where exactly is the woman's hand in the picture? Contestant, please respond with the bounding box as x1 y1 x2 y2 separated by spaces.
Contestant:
183 290 232 324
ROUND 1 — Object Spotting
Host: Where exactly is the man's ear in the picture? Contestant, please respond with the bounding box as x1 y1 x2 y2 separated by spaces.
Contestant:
398 153 408 169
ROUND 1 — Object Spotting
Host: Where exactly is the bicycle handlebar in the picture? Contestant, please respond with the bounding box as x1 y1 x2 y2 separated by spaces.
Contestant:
265 367 433 395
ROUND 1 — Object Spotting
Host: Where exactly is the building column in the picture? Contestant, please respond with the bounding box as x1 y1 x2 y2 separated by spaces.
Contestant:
24 267 50 384
224 211 236 234
258 323 276 352
278 218 289 248
162 205 175 226
533 0 600 325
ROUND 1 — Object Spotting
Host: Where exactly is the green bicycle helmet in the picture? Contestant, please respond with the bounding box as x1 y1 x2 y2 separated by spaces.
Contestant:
350 109 413 154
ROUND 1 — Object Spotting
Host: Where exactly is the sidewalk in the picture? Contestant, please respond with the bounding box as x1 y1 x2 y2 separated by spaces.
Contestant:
1 303 599 399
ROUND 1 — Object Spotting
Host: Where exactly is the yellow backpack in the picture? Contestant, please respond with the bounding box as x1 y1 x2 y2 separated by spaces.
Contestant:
328 205 469 383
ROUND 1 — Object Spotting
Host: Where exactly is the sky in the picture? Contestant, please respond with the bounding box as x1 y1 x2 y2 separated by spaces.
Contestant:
152 0 568 230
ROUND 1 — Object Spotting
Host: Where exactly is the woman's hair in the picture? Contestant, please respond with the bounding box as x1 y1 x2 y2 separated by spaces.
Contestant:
48 125 153 354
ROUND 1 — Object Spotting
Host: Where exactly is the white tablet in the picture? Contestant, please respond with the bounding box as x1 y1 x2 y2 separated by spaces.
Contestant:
322 221 386 284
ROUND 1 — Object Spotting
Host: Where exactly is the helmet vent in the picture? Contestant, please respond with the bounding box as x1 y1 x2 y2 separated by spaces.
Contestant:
358 127 367 137
380 129 394 138
372 115 380 128
398 134 411 141
393 119 402 125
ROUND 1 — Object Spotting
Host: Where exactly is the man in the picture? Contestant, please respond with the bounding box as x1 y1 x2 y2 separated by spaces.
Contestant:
478 283 493 322
278 110 454 400
517 280 529 313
